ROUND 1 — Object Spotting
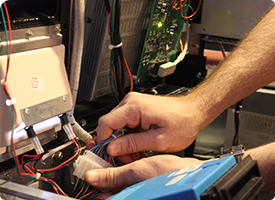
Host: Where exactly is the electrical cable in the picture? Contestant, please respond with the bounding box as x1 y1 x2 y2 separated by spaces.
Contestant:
109 0 133 102
73 130 126 199
180 0 202 19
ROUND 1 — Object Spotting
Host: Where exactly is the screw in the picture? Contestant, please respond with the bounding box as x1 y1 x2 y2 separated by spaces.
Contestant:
25 108 30 115
26 30 33 38
197 72 202 78
54 151 63 160
4 173 11 180
63 95 67 102
80 119 87 127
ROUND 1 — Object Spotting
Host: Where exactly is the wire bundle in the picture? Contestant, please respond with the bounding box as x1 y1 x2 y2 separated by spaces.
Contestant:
0 3 81 196
73 129 125 199
108 0 133 103
172 0 202 20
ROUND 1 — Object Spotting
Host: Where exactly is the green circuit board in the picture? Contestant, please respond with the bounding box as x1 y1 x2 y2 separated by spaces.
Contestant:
136 0 190 84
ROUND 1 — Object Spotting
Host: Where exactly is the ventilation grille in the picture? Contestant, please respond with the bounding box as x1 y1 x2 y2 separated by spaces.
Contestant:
78 0 154 100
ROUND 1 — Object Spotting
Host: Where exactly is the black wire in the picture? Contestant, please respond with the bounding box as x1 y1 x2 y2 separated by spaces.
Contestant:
232 100 243 145
103 0 111 13
113 0 125 100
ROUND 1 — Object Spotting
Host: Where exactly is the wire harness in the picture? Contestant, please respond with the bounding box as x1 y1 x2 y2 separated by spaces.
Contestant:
73 129 125 199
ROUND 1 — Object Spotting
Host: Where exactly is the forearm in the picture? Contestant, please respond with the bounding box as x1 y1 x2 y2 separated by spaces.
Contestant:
184 6 275 129
243 142 275 190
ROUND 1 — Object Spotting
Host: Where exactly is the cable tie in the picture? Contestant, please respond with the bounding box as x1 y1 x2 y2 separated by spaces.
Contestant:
1 79 6 85
109 42 123 50
36 172 41 180
111 134 116 139
5 98 16 106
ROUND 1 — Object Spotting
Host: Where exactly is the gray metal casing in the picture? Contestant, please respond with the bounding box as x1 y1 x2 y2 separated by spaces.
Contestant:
78 0 154 100
192 0 274 39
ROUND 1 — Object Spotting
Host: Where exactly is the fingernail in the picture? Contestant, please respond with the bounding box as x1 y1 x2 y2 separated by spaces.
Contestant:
109 143 121 155
86 171 99 183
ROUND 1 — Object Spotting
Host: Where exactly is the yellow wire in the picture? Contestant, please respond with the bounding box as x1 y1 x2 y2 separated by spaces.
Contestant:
189 4 194 13
78 184 90 199
75 181 85 198
73 177 80 192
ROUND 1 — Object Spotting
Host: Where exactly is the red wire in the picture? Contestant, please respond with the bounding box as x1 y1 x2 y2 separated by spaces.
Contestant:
3 2 12 83
36 138 80 172
124 58 133 92
108 4 112 36
79 189 97 200
180 0 202 19
3 4 69 197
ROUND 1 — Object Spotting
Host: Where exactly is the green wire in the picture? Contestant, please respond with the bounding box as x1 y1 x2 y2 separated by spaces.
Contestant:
109 0 119 103
1 5 19 174
0 5 9 65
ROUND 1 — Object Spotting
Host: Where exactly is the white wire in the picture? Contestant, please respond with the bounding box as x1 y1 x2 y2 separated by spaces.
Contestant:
67 0 93 142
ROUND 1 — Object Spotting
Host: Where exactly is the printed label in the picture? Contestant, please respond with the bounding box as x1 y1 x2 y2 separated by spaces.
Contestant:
31 76 44 91
165 174 187 186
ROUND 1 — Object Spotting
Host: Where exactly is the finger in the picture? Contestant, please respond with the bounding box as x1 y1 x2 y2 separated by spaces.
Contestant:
96 192 113 200
97 105 141 143
106 129 167 156
86 138 97 150
85 160 148 189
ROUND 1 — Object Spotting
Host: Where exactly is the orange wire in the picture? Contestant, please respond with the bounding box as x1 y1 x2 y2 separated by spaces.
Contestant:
180 0 202 19
36 138 80 173
124 58 133 92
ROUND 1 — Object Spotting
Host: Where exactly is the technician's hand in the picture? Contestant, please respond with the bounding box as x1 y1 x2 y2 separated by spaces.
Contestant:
97 92 206 157
85 154 203 193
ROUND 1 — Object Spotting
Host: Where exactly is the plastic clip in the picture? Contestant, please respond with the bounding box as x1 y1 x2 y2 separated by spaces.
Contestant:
36 172 41 180
5 98 16 106
109 42 123 50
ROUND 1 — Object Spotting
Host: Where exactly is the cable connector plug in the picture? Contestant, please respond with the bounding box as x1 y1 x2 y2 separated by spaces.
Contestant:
25 126 44 155
158 62 177 77
60 114 76 140
73 150 113 180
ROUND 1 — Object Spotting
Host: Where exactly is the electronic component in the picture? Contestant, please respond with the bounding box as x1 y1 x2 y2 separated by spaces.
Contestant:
136 0 190 84
108 156 236 200
107 155 264 200
73 150 112 180
0 44 73 160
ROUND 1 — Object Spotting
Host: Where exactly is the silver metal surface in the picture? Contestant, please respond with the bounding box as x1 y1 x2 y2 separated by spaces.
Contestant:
0 179 75 200
0 25 62 55
191 0 274 39
20 94 71 127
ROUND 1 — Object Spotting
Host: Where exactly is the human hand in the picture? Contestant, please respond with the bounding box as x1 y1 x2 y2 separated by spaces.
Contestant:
85 154 203 194
97 92 206 157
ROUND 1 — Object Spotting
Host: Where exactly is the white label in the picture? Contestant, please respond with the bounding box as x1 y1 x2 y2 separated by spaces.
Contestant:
167 172 176 178
174 167 190 176
31 76 44 91
186 163 203 172
165 174 187 186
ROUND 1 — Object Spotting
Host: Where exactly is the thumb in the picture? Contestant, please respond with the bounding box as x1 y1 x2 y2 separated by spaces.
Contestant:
84 162 144 189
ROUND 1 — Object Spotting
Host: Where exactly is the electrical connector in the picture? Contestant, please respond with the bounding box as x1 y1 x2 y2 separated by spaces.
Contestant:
25 126 44 155
158 62 177 77
73 150 113 180
60 114 76 140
